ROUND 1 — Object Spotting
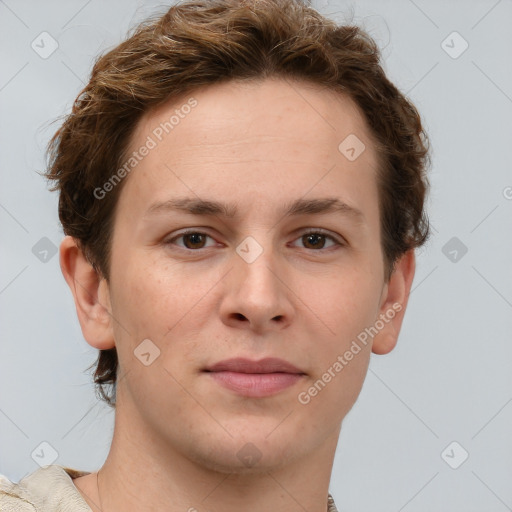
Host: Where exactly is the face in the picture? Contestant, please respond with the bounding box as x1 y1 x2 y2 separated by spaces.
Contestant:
103 77 391 472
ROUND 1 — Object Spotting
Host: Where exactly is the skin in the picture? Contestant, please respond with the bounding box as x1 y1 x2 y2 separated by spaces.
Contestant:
61 77 415 512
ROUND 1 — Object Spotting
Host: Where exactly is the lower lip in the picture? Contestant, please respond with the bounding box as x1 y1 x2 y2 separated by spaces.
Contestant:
206 371 304 398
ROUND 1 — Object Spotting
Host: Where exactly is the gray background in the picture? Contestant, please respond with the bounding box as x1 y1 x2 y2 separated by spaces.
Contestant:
1 0 511 510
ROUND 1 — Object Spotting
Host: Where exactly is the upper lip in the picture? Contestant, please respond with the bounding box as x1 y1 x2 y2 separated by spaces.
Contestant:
204 357 305 374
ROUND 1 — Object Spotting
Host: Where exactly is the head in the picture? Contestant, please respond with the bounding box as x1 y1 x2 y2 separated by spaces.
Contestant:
49 0 429 472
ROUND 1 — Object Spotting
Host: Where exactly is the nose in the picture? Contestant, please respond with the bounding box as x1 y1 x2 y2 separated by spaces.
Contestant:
219 240 295 333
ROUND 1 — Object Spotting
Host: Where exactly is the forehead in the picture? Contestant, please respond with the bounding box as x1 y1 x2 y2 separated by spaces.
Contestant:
117 77 380 225
137 77 374 156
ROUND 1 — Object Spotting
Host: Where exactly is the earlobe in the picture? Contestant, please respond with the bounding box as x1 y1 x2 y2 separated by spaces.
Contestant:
372 330 398 355
371 250 416 355
59 236 115 350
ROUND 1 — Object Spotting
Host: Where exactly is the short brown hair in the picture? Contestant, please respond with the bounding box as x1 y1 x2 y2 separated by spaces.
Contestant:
45 0 431 407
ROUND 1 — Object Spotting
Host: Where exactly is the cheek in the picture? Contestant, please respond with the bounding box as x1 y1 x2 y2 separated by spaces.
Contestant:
113 254 185 319
319 267 381 344
109 256 218 360
303 273 379 411
296 342 372 429
316 265 382 398
107 258 176 362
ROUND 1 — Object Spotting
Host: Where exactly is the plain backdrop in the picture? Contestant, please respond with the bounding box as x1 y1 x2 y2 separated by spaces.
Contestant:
1 1 511 511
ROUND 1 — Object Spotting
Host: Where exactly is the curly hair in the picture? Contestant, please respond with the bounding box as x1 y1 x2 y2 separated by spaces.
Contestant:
45 0 431 407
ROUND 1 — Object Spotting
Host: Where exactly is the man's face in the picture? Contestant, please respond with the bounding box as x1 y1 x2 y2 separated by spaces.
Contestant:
105 77 390 472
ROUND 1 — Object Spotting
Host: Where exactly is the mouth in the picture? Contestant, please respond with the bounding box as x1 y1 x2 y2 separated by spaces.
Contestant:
203 357 306 398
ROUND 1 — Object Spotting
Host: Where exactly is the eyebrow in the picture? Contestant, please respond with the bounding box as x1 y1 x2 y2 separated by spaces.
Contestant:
144 196 365 223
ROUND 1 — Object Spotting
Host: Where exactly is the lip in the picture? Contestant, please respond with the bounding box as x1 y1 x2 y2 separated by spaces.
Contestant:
203 357 306 398
205 357 304 374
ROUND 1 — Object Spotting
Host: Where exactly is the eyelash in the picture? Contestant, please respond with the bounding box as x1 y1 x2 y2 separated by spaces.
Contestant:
165 228 345 252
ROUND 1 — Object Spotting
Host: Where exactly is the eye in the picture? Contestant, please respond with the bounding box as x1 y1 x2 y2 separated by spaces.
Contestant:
165 230 217 250
164 228 345 252
291 230 344 250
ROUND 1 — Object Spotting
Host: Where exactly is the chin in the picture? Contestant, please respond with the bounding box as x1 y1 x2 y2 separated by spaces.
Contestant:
182 434 305 475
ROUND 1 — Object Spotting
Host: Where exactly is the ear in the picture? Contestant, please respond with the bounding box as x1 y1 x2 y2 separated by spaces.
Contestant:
59 236 115 350
371 250 416 355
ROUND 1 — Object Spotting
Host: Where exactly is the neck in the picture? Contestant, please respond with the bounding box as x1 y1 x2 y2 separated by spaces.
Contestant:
90 387 340 512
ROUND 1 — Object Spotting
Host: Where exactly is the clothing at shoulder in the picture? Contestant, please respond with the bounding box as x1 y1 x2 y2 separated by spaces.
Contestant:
0 465 92 511
327 493 339 512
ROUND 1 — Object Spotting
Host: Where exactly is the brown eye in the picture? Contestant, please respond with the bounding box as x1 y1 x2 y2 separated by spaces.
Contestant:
166 231 216 250
182 233 208 249
302 233 327 249
292 230 342 250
